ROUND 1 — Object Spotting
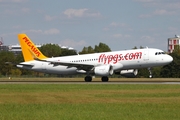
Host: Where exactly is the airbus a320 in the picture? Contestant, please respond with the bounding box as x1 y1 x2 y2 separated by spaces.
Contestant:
16 34 173 82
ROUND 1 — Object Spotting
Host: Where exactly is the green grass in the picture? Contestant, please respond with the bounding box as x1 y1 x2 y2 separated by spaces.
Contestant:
0 84 180 120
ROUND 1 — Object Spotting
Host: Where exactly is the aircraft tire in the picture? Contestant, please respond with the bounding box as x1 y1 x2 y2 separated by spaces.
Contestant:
149 74 153 78
85 76 92 82
101 76 109 82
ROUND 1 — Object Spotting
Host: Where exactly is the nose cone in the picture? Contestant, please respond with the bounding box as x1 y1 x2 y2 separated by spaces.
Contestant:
167 55 173 63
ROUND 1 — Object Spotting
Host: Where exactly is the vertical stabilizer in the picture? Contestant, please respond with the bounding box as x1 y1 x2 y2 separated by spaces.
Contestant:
18 34 47 62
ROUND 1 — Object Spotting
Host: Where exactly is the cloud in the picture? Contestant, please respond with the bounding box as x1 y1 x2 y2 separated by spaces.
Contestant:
0 0 29 14
21 7 30 13
103 22 131 31
63 8 101 18
113 34 123 38
23 29 43 34
45 15 56 21
110 22 127 27
12 25 22 29
63 8 87 18
103 27 109 31
59 39 86 48
153 9 175 15
134 0 180 10
0 0 28 2
140 9 175 18
112 34 131 38
133 0 156 2
140 35 155 43
44 28 60 35
139 14 151 18
0 32 16 37
166 2 180 9
22 28 60 35
135 0 180 18
11 0 28 2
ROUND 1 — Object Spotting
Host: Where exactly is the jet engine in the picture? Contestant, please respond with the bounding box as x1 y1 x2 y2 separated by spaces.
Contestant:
94 65 113 76
115 69 138 78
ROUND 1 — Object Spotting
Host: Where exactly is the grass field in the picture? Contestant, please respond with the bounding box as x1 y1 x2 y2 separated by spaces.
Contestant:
0 78 180 120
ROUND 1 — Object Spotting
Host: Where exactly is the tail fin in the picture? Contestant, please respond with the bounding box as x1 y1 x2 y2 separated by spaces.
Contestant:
18 34 47 62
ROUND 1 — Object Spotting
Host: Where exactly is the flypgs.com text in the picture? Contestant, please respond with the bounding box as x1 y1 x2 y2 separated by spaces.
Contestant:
98 52 142 64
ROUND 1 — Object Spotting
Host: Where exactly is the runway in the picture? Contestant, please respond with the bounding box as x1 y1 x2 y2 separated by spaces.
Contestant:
0 77 180 84
0 81 180 84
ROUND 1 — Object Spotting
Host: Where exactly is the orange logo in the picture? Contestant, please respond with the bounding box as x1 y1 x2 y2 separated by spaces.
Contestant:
22 37 41 57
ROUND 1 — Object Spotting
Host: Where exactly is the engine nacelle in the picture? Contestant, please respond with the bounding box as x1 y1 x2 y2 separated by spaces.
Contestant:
115 69 138 78
94 65 113 76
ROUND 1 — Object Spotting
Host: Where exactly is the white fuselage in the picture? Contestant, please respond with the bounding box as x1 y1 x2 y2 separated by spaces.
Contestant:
17 48 173 75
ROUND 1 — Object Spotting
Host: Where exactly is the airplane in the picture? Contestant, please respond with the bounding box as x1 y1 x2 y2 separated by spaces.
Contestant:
16 33 173 82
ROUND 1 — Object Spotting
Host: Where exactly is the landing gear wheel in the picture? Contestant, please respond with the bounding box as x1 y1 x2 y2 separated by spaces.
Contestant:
101 76 109 82
149 74 153 78
148 68 153 78
85 76 92 82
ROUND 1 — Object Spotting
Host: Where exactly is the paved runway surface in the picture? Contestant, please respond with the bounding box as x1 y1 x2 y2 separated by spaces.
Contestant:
0 78 180 84
0 81 180 84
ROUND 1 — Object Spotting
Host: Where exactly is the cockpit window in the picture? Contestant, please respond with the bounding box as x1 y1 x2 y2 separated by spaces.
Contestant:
155 52 165 55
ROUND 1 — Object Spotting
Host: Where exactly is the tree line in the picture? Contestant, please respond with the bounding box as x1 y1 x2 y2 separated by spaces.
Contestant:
0 43 179 78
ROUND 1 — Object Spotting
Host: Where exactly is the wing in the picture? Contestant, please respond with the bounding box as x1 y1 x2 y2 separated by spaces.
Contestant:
34 58 95 71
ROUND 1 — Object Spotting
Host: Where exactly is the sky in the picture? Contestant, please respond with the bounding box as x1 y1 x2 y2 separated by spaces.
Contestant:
0 0 180 52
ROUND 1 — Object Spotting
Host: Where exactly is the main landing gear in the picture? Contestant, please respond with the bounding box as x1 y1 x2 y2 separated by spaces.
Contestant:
101 76 109 82
84 76 109 82
84 76 92 82
148 67 153 78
